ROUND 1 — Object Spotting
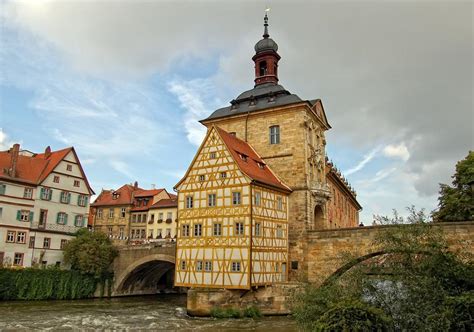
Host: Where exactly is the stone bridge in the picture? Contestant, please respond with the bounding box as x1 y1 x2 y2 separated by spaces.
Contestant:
306 221 474 286
110 222 473 297
111 242 176 296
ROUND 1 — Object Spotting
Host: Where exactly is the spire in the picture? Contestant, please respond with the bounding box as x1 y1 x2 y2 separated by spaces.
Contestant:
263 12 269 38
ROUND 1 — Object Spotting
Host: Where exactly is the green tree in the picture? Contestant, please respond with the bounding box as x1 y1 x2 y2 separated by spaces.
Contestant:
63 229 118 279
433 151 474 222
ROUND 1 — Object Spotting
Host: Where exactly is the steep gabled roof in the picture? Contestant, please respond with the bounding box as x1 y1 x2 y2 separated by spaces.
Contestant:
0 146 94 194
150 198 178 209
133 188 165 198
215 127 291 193
91 184 139 207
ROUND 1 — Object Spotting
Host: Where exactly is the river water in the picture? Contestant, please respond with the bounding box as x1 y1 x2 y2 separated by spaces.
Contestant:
0 295 298 331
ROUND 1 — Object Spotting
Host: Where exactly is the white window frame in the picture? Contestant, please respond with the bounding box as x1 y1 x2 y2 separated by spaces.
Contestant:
23 188 33 199
255 222 261 237
204 261 213 272
208 193 216 207
232 192 241 205
235 222 244 236
194 224 202 237
269 125 280 144
16 231 26 244
186 196 193 209
254 192 261 206
196 260 203 272
213 223 222 236
182 224 190 237
231 261 241 272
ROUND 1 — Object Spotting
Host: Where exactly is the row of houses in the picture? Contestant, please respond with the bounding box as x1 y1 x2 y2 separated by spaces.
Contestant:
0 143 177 268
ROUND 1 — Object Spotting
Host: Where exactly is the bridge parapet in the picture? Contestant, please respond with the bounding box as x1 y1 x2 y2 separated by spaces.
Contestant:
306 222 473 286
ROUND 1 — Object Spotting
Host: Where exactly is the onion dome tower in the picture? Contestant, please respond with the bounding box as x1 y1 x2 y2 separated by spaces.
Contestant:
253 12 281 86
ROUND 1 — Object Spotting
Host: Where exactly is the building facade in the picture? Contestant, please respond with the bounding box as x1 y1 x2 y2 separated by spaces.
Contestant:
182 14 362 283
146 198 178 241
0 144 93 267
175 126 291 289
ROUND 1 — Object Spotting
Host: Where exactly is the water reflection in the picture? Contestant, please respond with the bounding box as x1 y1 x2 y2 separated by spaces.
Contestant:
0 295 298 331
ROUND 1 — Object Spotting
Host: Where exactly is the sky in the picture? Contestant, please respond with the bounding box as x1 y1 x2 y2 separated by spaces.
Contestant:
0 0 472 223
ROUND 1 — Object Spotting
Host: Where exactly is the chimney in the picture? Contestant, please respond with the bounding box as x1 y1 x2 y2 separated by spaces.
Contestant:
151 183 156 189
9 143 20 177
44 146 51 159
134 181 138 189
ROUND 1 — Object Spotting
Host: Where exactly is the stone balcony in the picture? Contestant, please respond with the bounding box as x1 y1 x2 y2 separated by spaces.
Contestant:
30 222 80 235
309 180 331 199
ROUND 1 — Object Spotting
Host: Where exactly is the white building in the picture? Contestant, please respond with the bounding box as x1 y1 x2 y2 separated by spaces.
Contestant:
0 144 94 267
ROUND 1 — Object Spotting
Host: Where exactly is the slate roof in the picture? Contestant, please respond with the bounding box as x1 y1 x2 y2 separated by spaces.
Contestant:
200 83 305 122
216 127 291 193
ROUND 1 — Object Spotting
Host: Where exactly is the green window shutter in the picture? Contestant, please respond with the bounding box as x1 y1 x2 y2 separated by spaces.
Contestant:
16 210 21 221
64 214 68 225
48 189 52 201
29 211 34 222
40 187 45 199
85 196 89 206
67 193 71 204
56 213 60 224
0 184 5 195
77 195 81 205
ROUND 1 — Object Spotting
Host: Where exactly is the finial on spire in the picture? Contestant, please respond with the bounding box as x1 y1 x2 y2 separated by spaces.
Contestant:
263 7 270 38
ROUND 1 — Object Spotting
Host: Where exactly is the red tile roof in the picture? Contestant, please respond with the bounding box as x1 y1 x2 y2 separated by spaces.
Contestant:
133 189 165 198
0 145 94 194
91 184 139 206
150 198 178 209
216 127 291 192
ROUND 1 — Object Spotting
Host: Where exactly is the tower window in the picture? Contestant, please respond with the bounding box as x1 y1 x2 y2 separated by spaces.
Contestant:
259 61 267 76
269 125 280 144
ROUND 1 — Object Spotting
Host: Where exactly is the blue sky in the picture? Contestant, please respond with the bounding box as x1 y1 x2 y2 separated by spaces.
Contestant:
1 1 472 223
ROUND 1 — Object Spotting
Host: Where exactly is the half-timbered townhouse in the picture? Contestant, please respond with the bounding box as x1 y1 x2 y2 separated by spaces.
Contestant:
174 126 291 289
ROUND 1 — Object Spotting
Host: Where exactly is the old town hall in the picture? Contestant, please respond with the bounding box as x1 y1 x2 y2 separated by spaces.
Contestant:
174 13 361 289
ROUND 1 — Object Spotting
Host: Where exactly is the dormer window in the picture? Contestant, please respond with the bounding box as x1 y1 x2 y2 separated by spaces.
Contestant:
112 192 119 200
239 154 248 162
199 175 205 182
259 60 267 76
209 152 216 159
257 162 265 169
229 132 236 137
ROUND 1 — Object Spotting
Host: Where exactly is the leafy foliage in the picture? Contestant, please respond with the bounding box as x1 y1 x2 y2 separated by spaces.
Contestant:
432 151 474 221
243 305 262 318
210 307 242 318
63 228 118 278
293 207 474 331
0 267 97 300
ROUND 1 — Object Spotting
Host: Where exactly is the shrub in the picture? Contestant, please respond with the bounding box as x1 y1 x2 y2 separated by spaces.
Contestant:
210 307 242 318
243 305 262 318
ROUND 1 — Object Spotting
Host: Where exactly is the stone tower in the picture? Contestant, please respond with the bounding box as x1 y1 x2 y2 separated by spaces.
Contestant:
200 14 333 281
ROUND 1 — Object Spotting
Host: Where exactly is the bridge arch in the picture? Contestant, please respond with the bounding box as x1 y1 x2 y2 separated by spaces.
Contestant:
114 253 175 296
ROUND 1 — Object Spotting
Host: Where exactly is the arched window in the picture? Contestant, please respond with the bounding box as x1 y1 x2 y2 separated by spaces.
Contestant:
259 61 267 76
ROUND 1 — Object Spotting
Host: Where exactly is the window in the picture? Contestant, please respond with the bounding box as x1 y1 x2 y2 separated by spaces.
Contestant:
40 187 52 200
196 260 203 271
78 195 88 207
150 214 155 222
6 231 15 243
194 224 202 237
43 238 51 249
213 223 222 236
199 175 205 182
66 164 72 171
232 192 241 205
204 261 213 272
166 212 172 221
291 261 298 270
119 227 124 238
29 236 35 248
17 210 31 222
259 60 267 76
231 261 241 272
137 214 142 223
269 125 280 144
74 215 84 227
239 154 248 162
277 197 283 210
254 192 261 206
0 207 2 218
60 239 68 250
39 210 47 228
132 214 137 223
112 192 119 200
235 222 244 236
142 214 147 223
181 260 186 270
13 253 24 266
166 228 171 238
186 196 193 209
276 225 283 238
209 152 216 159
108 208 114 218
121 208 126 218
23 188 33 199
255 222 261 237
97 209 103 218
182 224 190 237
53 175 60 183
0 184 5 195
229 132 236 136
60 191 70 204
158 212 163 221
73 180 80 187
16 232 26 244
220 172 227 179
56 212 68 225
208 194 216 207
108 227 113 236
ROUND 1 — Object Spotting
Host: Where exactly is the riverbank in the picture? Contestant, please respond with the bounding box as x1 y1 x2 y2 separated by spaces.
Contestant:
0 295 298 331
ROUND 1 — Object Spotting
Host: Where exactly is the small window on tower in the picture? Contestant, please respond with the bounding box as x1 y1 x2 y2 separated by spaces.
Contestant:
259 60 267 76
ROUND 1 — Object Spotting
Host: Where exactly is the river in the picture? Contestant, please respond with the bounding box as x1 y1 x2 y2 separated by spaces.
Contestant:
0 295 298 331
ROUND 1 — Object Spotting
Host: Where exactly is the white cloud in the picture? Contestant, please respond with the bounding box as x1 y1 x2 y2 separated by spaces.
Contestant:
383 143 410 162
344 146 381 176
109 160 135 180
0 129 12 150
